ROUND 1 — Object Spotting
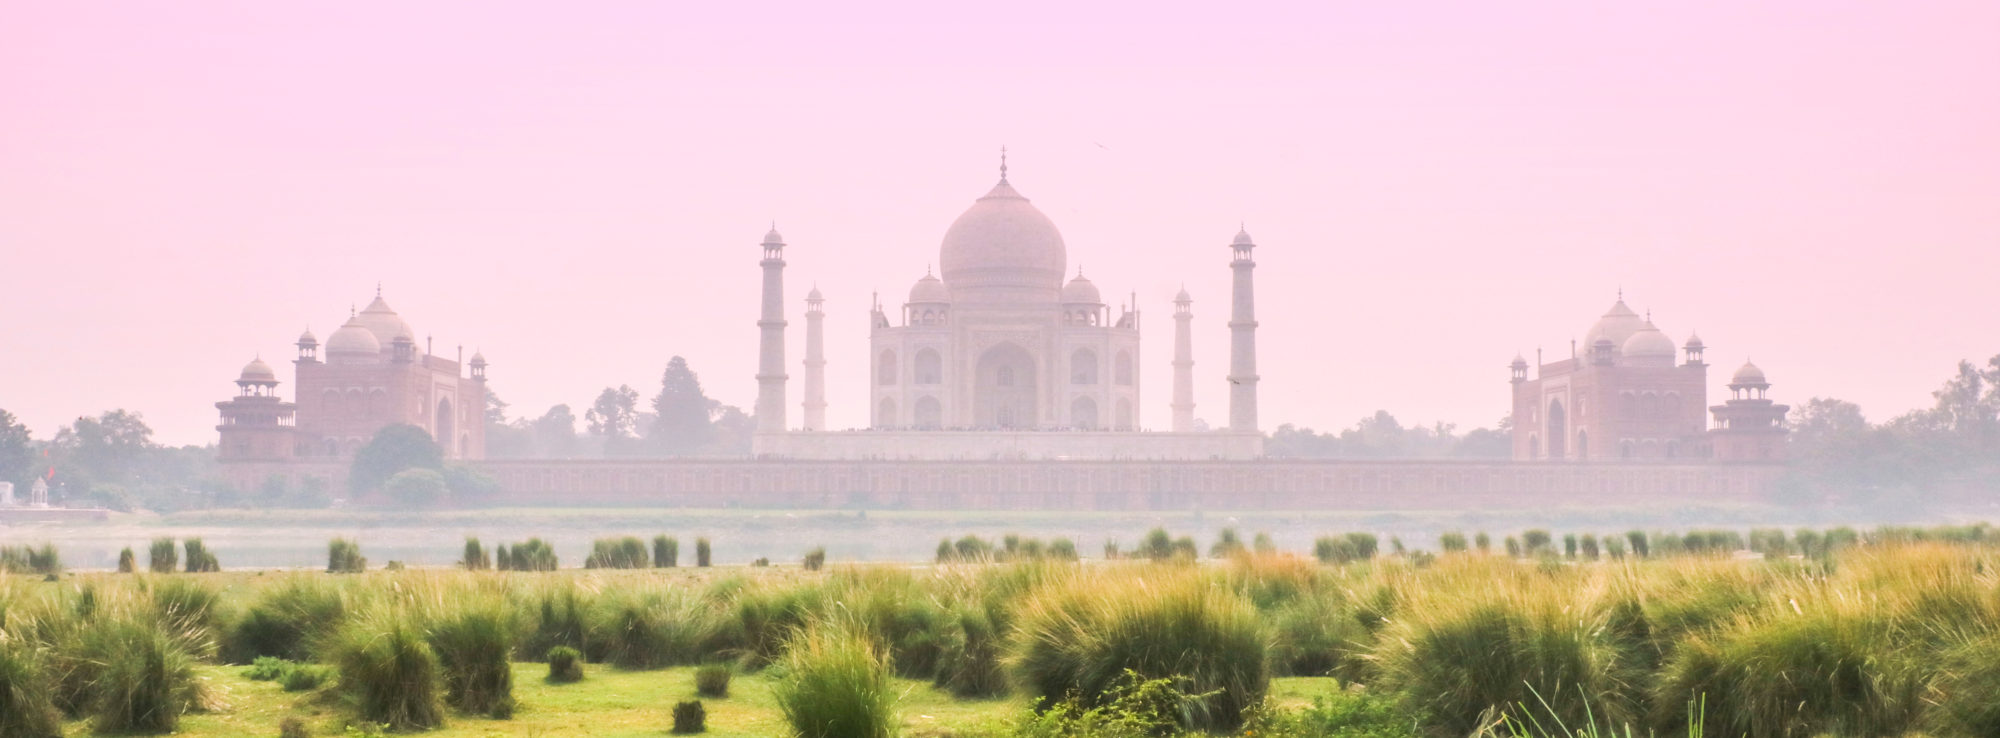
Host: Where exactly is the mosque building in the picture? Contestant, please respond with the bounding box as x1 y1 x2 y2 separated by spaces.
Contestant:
216 289 487 480
1509 296 1787 462
748 157 1266 460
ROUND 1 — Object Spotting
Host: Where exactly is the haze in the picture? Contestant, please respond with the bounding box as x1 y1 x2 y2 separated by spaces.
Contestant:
3 1 1996 445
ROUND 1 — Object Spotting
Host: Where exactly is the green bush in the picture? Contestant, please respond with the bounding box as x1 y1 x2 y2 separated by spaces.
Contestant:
655 535 679 568
117 546 136 573
428 605 515 718
225 576 347 663
1376 597 1634 736
696 538 712 567
521 583 591 661
1011 570 1268 733
935 600 1010 698
1439 532 1468 552
1659 605 1920 738
0 640 63 738
462 537 490 570
672 699 707 734
803 546 827 571
695 664 731 697
327 538 366 573
384 468 449 508
88 618 205 734
183 538 220 573
501 538 558 571
331 612 445 731
589 590 711 669
246 655 297 681
546 646 584 683
149 537 178 573
279 715 309 738
1268 594 1371 681
1014 671 1190 738
773 625 897 738
279 664 330 692
585 537 651 569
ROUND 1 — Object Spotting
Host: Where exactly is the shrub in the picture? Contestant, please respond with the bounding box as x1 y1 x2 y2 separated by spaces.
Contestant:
1605 536 1628 559
586 536 651 569
1376 595 1635 736
428 605 516 718
150 537 179 573
503 538 558 571
774 625 897 738
1475 531 1491 553
183 538 221 572
672 699 707 734
521 584 590 660
1011 569 1268 732
462 537 490 570
803 547 827 571
1563 534 1578 560
331 612 444 731
1522 529 1553 555
1659 605 1920 738
1268 594 1371 682
935 599 1010 698
1210 528 1245 558
546 646 585 683
1014 671 1191 738
494 544 510 570
1048 538 1079 561
225 576 347 663
589 590 710 669
0 640 62 738
1439 531 1468 552
1580 534 1601 561
89 618 205 733
117 546 136 573
247 655 297 681
327 538 366 573
1504 536 1523 558
655 535 679 568
695 664 731 697
279 664 330 692
1626 530 1650 558
279 715 309 738
696 538 712 567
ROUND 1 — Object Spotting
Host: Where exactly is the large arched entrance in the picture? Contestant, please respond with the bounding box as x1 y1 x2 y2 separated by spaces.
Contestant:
435 398 455 457
1546 398 1567 460
975 343 1037 429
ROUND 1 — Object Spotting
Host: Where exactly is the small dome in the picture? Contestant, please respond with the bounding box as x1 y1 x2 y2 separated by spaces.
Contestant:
1175 286 1191 303
807 286 824 301
1622 323 1678 364
763 225 784 245
1583 298 1647 356
1511 354 1529 367
297 328 317 346
1732 361 1768 386
908 272 950 304
326 316 381 360
238 357 276 383
469 351 487 366
1684 331 1704 349
355 293 415 345
1062 273 1102 304
1232 226 1255 246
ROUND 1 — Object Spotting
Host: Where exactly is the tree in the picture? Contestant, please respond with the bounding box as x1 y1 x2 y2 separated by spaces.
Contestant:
532 404 579 457
0 409 31 489
348 424 443 493
53 409 155 486
586 385 641 454
384 468 450 508
652 357 714 455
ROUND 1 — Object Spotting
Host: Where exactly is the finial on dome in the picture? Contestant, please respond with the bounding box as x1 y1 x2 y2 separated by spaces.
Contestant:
350 304 357 318
999 145 1008 183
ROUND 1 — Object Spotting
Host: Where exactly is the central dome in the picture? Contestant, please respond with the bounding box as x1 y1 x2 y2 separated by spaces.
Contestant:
938 178 1066 303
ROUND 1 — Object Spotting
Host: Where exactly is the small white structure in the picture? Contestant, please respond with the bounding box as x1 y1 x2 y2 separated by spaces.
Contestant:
0 481 14 507
28 478 50 508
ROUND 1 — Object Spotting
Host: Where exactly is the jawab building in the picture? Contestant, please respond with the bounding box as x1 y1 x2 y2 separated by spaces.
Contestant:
218 161 1788 510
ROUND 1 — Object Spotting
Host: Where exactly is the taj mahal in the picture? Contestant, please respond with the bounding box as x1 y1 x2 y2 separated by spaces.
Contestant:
212 154 1792 511
750 156 1264 461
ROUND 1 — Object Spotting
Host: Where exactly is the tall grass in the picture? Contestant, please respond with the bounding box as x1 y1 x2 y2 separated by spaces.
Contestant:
224 575 347 663
774 624 898 738
462 537 491 570
1011 566 1268 732
149 537 178 573
586 536 651 569
86 617 206 733
655 535 680 568
183 538 220 572
589 588 713 669
331 610 445 730
0 640 63 738
696 537 713 567
427 604 516 718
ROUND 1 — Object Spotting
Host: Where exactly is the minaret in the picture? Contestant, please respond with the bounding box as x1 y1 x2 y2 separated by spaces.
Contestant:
802 286 827 431
1228 226 1259 433
1172 286 1195 432
755 225 789 433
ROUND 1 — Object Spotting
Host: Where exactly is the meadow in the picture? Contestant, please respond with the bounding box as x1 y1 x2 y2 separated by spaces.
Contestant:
7 525 2000 737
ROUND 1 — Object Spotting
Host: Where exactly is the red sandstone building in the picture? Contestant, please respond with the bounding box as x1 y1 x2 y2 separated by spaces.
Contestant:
1511 296 1786 462
216 290 486 488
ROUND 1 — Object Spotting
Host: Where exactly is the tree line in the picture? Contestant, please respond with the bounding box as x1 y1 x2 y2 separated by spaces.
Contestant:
483 356 755 459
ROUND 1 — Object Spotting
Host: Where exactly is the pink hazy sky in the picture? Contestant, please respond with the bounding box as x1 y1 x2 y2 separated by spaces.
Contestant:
3 1 1997 446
